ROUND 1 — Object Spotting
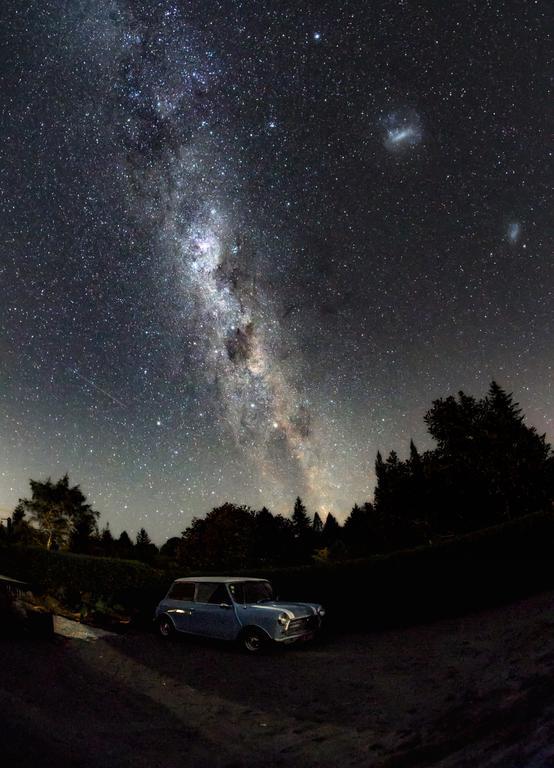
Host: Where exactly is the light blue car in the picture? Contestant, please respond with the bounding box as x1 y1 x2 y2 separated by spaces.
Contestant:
154 576 325 653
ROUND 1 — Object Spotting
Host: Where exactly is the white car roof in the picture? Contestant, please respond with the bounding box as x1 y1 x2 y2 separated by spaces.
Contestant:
173 576 268 584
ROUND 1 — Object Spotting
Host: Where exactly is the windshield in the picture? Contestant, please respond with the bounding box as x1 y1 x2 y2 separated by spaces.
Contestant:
229 581 273 604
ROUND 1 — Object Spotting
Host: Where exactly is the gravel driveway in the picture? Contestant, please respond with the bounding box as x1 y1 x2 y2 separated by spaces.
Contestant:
3 590 554 767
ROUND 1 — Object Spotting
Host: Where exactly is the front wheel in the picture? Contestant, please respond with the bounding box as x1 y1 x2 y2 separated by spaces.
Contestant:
157 615 175 639
239 628 269 654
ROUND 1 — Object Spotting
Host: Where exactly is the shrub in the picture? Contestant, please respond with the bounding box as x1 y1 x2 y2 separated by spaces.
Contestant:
0 546 166 621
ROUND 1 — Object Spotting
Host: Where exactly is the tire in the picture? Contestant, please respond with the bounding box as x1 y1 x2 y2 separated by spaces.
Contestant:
239 627 268 654
157 615 175 639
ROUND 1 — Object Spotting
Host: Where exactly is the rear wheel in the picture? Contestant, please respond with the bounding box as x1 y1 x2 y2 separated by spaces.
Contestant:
157 615 175 639
240 627 268 654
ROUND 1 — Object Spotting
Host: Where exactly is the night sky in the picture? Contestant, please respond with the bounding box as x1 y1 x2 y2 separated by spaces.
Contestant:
1 1 552 541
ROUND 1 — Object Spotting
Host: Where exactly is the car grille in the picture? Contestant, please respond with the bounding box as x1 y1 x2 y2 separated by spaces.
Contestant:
287 615 317 634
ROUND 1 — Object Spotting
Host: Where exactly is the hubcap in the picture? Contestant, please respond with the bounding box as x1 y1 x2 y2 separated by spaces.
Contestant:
160 620 171 636
245 633 261 651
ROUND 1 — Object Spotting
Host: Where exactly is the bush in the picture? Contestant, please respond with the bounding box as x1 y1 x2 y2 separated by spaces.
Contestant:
0 546 167 622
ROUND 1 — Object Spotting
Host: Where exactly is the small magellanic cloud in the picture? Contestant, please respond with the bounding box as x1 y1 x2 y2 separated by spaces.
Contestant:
507 222 521 243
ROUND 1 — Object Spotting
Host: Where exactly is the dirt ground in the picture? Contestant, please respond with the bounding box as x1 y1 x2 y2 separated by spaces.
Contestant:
3 590 554 767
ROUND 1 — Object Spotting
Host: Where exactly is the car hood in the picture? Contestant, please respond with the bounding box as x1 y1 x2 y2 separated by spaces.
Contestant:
243 601 316 619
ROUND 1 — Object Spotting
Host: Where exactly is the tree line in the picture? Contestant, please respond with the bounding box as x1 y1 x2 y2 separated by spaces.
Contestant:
2 382 553 569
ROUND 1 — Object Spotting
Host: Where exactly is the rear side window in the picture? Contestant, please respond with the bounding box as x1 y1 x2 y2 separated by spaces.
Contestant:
167 582 195 601
195 582 228 604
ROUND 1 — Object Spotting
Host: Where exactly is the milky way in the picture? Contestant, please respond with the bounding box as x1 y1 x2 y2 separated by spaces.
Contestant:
0 1 552 539
114 6 336 513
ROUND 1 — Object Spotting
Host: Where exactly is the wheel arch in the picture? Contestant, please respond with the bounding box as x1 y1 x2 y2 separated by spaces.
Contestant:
237 624 272 642
157 612 177 631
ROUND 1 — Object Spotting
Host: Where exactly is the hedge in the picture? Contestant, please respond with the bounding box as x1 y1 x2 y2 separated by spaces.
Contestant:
0 546 166 618
2 509 554 631
234 509 554 629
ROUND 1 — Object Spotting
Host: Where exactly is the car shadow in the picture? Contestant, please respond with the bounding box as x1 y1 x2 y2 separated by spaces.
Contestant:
102 624 356 727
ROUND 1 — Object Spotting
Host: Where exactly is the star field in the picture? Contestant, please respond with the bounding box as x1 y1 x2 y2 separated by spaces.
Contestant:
0 1 552 540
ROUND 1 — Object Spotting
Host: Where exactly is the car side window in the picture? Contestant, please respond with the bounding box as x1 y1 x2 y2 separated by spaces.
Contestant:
207 584 230 604
167 582 195 601
195 582 224 603
228 583 244 603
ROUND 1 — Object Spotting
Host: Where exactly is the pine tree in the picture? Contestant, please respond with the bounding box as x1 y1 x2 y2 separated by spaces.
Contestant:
291 497 313 561
322 512 341 546
100 524 115 556
136 528 151 547
487 380 523 423
116 530 134 559
135 527 157 564
292 497 311 534
7 502 33 544
12 503 25 527
312 512 323 534
409 440 421 467
343 502 378 556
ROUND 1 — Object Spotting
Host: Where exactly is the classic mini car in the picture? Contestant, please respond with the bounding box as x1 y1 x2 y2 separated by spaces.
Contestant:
154 576 325 652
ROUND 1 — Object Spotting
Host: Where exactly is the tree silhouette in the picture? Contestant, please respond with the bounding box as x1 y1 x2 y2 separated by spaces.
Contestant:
18 475 98 550
180 503 255 570
292 497 311 533
374 450 423 547
8 381 549 567
100 524 115 557
159 536 182 561
136 528 151 547
312 512 323 535
373 381 554 540
291 496 313 560
116 530 134 559
312 511 324 549
343 502 380 556
12 502 25 527
251 507 291 566
322 512 341 546
4 502 35 544
423 382 554 529
135 527 158 563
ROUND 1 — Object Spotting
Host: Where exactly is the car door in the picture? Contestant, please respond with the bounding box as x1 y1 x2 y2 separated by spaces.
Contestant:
190 583 239 640
162 581 196 633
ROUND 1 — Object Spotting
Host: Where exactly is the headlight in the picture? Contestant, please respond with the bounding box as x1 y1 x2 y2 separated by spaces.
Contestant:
317 607 325 617
277 613 289 627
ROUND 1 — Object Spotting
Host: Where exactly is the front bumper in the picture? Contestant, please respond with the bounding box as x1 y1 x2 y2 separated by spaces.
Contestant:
275 630 316 644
